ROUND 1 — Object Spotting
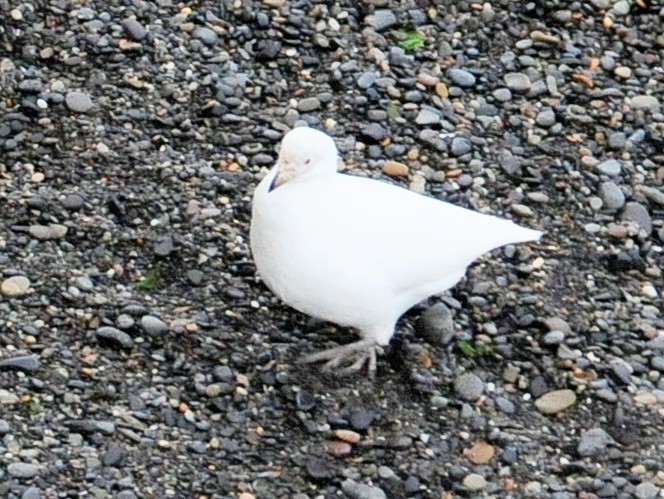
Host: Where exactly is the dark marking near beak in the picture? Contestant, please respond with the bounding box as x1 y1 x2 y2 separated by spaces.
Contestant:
268 173 279 192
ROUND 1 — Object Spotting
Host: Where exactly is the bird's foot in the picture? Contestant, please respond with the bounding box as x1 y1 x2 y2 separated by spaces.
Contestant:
299 338 382 376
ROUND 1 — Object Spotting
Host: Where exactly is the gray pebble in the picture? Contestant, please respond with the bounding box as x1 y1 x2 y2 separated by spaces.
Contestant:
361 123 387 141
7 462 40 478
21 487 41 499
141 315 169 334
357 72 376 89
367 10 397 32
577 428 613 457
651 356 664 371
193 26 218 46
597 159 622 176
415 107 440 126
454 372 484 401
0 419 10 434
122 19 147 41
65 92 93 113
0 355 40 373
608 132 626 149
450 137 471 156
341 478 387 499
536 108 556 127
96 326 134 349
493 88 512 101
630 95 660 111
447 68 476 87
622 202 652 235
415 302 454 345
297 97 321 113
503 72 531 92
635 481 660 499
495 396 516 414
600 181 625 210
543 330 565 346
29 224 68 240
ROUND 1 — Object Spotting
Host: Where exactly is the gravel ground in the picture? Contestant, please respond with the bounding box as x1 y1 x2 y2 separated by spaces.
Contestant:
1 0 664 497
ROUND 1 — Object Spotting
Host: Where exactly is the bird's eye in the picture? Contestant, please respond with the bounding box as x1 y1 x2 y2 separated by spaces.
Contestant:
304 159 311 165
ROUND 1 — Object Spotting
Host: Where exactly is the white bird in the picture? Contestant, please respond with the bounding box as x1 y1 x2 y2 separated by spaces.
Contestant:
250 127 542 373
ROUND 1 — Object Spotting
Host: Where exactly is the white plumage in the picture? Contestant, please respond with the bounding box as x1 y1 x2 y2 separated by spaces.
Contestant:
250 127 542 373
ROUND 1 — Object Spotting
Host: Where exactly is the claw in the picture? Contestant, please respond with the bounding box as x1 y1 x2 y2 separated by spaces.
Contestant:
299 339 382 376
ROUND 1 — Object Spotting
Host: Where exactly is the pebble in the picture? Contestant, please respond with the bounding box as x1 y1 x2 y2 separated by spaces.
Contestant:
450 137 471 156
463 473 487 491
0 355 40 373
7 463 40 478
415 107 440 125
543 330 565 346
1 276 31 297
621 202 652 235
96 326 134 349
635 482 660 499
382 160 409 177
0 389 19 405
630 95 660 111
544 317 571 334
193 26 218 45
454 373 484 401
536 108 556 127
29 224 68 240
596 159 622 176
600 181 625 210
367 10 397 31
122 19 147 41
416 302 454 345
511 204 534 217
341 479 387 499
297 97 321 113
534 389 576 414
577 428 613 457
141 315 169 334
503 72 531 92
447 68 476 87
65 92 94 113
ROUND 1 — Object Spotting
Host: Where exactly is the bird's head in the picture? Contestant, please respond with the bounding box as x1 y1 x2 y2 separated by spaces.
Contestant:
269 127 339 192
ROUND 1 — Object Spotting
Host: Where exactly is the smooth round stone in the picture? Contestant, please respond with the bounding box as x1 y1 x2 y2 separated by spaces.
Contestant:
450 137 471 156
7 462 40 478
65 91 93 112
493 88 512 101
29 224 68 240
596 159 622 176
536 108 556 127
297 97 321 112
622 202 652 235
447 68 476 87
543 330 565 345
503 72 531 92
534 389 576 414
96 326 134 349
600 181 625 210
141 315 169 334
463 473 487 491
577 428 612 457
1 276 31 297
415 108 440 125
454 372 484 401
416 302 454 345
192 26 218 45
630 95 660 111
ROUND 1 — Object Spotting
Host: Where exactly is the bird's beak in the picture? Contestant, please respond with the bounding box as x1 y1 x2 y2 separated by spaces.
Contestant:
268 161 293 192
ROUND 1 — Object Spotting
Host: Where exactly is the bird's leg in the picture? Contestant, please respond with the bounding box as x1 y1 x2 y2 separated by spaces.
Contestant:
299 338 383 376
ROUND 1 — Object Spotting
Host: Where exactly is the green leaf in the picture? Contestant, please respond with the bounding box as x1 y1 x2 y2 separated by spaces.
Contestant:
137 268 160 292
398 30 425 53
457 340 493 358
